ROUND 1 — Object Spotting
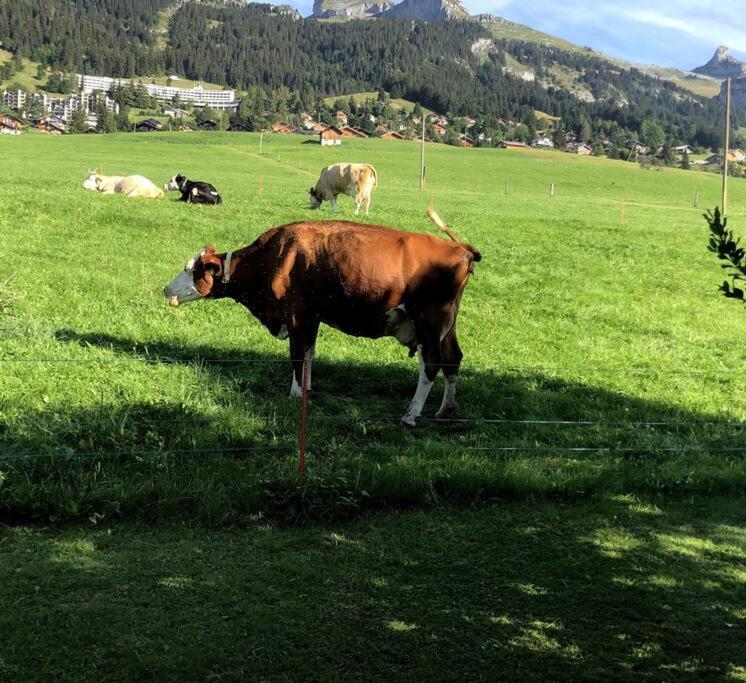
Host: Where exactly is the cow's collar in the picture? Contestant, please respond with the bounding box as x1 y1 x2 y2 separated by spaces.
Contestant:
222 251 233 284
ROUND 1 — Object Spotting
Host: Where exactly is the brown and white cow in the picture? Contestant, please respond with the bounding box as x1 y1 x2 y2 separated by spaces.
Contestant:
163 210 480 426
309 162 378 215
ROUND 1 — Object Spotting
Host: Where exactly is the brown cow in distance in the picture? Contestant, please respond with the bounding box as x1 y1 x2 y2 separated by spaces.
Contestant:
163 210 481 426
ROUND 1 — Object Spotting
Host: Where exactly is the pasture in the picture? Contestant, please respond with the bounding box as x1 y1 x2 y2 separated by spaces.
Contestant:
1 132 746 679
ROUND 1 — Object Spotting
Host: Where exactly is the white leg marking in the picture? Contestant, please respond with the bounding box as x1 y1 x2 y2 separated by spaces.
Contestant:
435 375 458 419
289 346 314 397
402 346 435 427
331 196 337 213
354 200 361 215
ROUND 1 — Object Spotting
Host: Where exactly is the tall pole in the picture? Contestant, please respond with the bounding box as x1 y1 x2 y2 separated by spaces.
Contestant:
722 77 732 215
420 116 425 191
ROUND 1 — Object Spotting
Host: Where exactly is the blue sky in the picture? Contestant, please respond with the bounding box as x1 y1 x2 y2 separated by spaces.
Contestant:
292 0 746 70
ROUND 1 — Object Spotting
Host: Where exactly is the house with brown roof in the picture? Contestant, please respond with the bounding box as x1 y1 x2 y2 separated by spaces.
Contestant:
335 111 349 126
432 122 447 137
458 135 475 148
499 140 527 150
380 130 405 141
319 125 342 146
271 122 295 134
339 125 369 138
36 117 65 134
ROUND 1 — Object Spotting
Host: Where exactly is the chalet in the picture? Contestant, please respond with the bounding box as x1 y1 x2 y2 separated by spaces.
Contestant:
163 107 189 118
499 141 527 150
36 118 65 134
176 122 196 132
0 113 24 127
567 142 592 155
0 119 21 135
380 130 405 141
339 125 369 138
135 118 162 132
319 125 342 146
228 122 250 132
197 119 218 131
271 122 295 134
432 122 447 137
675 144 695 155
458 135 475 148
464 116 476 129
310 121 328 133
532 136 554 148
335 111 349 126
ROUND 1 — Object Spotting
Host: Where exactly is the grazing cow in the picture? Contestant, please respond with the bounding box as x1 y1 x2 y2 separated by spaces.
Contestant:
82 171 164 199
163 174 222 205
309 162 378 215
163 210 480 426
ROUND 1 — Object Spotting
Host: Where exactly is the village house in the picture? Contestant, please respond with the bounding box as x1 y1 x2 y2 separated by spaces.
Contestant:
532 136 554 148
36 117 65 134
163 106 189 118
339 125 369 138
319 125 342 146
135 118 162 132
335 111 348 126
499 140 528 150
458 135 475 148
380 130 405 141
567 142 592 155
271 122 295 134
228 121 250 132
197 119 218 131
731 149 746 163
675 144 695 155
432 122 448 137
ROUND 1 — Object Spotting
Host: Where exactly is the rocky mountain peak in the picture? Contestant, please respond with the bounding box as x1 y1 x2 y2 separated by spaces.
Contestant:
693 46 746 79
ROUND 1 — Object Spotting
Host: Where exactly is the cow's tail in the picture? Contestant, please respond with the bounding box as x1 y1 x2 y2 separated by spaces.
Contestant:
427 208 481 262
368 164 378 187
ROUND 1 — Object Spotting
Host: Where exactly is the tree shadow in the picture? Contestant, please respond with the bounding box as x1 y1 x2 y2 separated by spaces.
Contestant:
1 496 744 680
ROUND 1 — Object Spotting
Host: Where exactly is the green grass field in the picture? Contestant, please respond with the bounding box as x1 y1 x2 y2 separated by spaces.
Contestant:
2 131 746 679
1 131 746 522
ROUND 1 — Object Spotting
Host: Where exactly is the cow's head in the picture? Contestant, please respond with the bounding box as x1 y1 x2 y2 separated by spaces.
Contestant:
308 187 322 210
82 171 99 191
164 174 186 192
163 245 224 307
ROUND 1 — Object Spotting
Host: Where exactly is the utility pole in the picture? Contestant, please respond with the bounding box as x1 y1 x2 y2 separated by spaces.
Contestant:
722 77 732 215
420 116 425 190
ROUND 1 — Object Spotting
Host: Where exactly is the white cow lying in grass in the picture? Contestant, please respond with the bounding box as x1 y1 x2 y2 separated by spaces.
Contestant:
82 171 164 199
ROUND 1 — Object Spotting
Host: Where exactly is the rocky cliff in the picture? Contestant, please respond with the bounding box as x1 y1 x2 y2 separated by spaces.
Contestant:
693 46 746 79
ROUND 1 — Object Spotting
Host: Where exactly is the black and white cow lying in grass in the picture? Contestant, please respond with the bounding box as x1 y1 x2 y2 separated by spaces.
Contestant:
164 174 222 205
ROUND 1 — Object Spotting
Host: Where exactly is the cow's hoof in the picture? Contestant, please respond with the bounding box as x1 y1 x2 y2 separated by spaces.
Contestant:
435 402 459 420
401 414 418 428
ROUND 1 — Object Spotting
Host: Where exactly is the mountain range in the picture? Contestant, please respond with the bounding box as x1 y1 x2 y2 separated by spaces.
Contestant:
1 0 744 144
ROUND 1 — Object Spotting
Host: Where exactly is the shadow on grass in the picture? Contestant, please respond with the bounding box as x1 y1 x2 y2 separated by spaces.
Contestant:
1 496 744 680
0 328 744 523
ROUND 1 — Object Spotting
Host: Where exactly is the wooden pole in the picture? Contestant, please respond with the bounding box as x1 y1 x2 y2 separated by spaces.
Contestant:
504 180 509 195
620 200 626 225
550 183 555 197
259 130 264 155
722 77 732 215
258 175 263 195
419 117 425 191
694 191 700 208
298 356 309 477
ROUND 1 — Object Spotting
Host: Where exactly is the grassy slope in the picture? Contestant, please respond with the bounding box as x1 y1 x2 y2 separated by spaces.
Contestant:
0 48 48 92
1 496 745 681
323 91 432 114
1 133 746 523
